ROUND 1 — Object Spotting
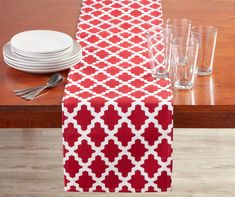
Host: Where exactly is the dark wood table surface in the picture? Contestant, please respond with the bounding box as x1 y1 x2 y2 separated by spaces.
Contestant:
0 0 235 128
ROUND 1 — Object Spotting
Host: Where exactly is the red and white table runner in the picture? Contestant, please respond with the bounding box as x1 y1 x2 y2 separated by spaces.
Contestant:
62 0 173 192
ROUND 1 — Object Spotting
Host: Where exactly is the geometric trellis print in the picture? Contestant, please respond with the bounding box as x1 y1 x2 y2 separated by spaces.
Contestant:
62 0 173 192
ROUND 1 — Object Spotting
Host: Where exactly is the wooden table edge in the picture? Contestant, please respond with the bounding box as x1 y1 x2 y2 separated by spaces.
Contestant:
174 105 235 128
1 105 235 128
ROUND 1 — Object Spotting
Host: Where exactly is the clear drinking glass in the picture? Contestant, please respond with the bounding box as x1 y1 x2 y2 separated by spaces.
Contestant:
170 37 199 90
165 18 192 42
146 27 172 78
191 26 218 75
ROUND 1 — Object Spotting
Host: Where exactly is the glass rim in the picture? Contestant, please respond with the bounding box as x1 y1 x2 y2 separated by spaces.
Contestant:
191 25 218 35
146 27 171 39
165 18 192 27
171 37 199 47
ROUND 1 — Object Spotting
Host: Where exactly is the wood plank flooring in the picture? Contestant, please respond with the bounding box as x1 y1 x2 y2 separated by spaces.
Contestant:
0 129 235 197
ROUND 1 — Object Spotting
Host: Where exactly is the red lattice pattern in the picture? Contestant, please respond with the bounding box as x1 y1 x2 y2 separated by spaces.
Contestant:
62 0 173 192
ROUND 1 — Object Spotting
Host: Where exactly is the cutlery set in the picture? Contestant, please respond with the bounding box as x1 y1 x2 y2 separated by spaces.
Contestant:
14 73 64 100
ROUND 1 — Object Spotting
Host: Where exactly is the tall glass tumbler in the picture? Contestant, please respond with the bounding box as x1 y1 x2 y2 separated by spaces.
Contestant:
170 37 199 90
191 26 218 75
165 18 192 42
165 18 192 84
146 27 172 78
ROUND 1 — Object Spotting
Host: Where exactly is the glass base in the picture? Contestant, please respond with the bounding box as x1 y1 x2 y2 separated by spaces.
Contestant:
152 70 168 78
175 81 193 90
196 66 212 76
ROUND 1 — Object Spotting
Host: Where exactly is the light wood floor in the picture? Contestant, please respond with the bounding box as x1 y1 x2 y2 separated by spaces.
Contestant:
0 129 235 197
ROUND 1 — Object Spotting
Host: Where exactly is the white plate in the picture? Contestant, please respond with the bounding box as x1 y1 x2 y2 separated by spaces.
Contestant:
3 41 82 64
11 44 73 58
4 49 81 67
11 30 73 54
4 56 81 70
4 55 82 73
4 53 81 68
4 53 82 69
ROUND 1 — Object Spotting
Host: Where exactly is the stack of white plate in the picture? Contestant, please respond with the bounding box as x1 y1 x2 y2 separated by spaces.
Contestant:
3 30 82 73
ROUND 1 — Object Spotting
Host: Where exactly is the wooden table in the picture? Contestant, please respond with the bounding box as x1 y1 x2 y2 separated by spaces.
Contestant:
0 0 235 128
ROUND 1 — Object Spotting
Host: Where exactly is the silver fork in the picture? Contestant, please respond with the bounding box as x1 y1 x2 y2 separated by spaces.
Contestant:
14 85 45 96
14 73 64 100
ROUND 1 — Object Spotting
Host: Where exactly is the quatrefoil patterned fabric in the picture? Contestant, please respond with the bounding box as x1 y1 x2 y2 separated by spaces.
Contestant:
62 0 173 192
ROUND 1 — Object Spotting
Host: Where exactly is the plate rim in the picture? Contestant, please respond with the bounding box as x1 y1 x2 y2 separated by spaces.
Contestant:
3 41 82 64
11 30 73 54
4 56 82 73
